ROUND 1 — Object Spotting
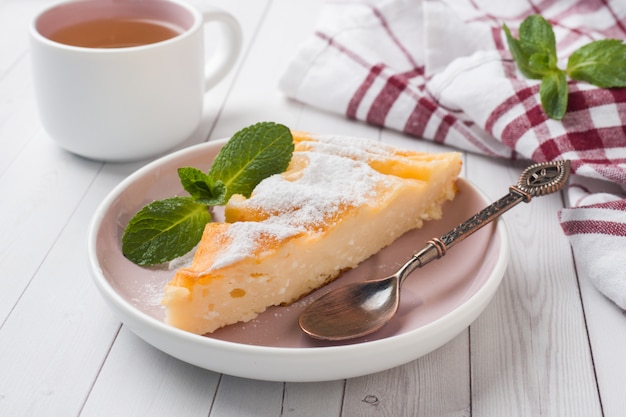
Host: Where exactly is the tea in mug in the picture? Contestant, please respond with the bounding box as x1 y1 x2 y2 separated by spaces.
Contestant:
49 18 182 48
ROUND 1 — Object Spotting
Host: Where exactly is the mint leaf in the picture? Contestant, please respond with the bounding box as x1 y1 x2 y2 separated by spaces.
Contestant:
518 15 557 64
540 69 568 120
503 16 557 79
207 122 294 205
122 197 211 265
178 167 213 200
503 24 542 79
202 180 227 206
567 39 626 88
528 51 553 75
178 167 225 205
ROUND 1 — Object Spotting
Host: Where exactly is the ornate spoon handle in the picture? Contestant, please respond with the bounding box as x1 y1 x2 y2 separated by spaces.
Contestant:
398 160 571 280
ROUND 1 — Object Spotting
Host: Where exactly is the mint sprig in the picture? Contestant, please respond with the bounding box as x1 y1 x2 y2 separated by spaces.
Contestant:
122 122 294 266
503 15 626 120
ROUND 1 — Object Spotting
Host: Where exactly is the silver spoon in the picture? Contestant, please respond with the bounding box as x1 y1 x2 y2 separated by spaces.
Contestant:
299 160 571 341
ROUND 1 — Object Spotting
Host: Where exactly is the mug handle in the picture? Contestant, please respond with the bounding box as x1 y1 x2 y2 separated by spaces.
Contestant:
201 7 243 91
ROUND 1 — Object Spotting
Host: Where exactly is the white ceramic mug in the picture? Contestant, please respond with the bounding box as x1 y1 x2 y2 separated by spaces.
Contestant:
30 0 242 162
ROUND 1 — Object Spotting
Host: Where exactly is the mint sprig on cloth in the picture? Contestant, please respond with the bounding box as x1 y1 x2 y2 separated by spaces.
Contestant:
122 122 294 266
503 15 626 120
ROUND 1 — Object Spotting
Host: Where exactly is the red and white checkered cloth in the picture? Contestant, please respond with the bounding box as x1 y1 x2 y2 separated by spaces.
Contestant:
280 0 626 309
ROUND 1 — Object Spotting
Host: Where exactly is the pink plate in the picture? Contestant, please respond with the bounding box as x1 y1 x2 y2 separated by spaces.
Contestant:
88 138 508 382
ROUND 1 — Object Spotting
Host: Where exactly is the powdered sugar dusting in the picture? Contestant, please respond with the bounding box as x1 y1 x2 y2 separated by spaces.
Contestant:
210 221 301 270
209 145 394 271
250 151 382 224
301 134 397 162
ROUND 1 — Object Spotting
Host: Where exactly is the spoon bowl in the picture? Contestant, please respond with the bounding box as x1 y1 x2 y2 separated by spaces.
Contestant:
299 275 400 340
299 160 571 341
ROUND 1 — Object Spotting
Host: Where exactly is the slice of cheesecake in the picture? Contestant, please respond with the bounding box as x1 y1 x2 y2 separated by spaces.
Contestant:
162 132 462 335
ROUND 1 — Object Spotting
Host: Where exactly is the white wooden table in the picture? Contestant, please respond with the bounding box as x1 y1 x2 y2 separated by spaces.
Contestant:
2 0 626 416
